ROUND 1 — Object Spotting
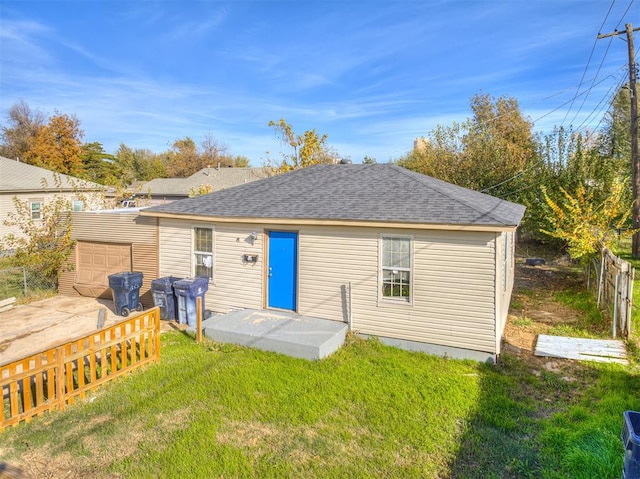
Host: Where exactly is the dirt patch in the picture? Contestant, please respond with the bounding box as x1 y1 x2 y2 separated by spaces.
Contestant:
501 241 609 384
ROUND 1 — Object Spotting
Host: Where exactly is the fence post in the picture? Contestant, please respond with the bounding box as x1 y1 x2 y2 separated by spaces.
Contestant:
597 250 605 306
56 346 66 411
154 308 161 361
22 267 27 298
613 273 620 338
628 269 635 337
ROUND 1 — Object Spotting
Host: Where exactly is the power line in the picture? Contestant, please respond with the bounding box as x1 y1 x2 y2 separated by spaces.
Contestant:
560 0 617 125
532 72 622 125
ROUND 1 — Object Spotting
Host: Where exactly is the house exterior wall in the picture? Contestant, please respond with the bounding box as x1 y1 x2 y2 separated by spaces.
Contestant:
494 231 516 353
59 210 159 308
158 220 264 311
0 191 104 243
158 219 503 355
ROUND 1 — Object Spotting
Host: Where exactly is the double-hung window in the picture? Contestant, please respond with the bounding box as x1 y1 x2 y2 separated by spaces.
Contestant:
72 200 84 212
381 236 412 301
30 200 43 220
194 227 214 280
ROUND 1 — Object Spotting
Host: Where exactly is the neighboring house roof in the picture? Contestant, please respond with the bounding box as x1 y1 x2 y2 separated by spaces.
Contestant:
0 156 104 193
136 167 270 197
142 163 525 228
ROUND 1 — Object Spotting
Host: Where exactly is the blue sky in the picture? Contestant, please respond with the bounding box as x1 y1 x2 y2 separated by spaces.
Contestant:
0 0 636 165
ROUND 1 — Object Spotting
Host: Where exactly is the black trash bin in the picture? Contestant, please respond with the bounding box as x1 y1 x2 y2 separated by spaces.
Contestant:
108 272 144 317
173 277 209 326
623 410 640 478
151 276 182 320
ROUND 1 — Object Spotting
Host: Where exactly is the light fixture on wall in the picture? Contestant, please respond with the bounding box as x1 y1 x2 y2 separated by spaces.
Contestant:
249 232 257 245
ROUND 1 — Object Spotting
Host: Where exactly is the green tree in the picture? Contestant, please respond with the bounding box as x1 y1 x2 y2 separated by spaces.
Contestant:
601 85 637 165
80 142 118 185
267 118 337 172
115 143 166 184
521 127 630 237
232 155 250 167
26 113 85 176
0 100 45 160
398 93 537 202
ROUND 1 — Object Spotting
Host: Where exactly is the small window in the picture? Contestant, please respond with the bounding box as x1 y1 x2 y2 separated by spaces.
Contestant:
73 200 84 212
30 201 43 220
194 227 214 280
381 236 412 301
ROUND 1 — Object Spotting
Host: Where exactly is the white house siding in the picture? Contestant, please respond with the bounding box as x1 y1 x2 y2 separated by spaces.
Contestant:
0 191 104 243
0 195 17 240
297 226 498 355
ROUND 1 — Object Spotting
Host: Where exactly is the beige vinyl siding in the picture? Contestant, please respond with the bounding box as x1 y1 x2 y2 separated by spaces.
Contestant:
59 211 158 307
158 220 263 313
494 232 516 353
158 218 196 279
156 219 501 354
297 226 498 354
210 224 263 311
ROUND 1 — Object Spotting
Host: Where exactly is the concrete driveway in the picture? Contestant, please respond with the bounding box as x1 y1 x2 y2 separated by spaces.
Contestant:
0 295 178 366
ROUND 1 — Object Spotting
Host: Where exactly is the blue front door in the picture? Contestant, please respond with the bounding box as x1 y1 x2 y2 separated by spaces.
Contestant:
268 231 298 310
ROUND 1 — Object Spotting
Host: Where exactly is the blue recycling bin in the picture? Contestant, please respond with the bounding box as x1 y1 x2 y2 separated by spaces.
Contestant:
173 277 209 326
623 411 640 478
108 272 144 317
151 276 182 320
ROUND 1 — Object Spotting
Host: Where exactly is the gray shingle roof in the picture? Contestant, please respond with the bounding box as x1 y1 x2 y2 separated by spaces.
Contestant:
137 167 269 197
0 156 104 192
143 164 525 227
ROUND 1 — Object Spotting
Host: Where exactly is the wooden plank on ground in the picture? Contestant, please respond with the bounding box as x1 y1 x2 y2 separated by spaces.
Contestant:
535 334 628 364
0 297 17 313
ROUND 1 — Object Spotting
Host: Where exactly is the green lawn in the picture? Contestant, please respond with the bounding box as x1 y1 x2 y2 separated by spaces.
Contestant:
1 329 638 478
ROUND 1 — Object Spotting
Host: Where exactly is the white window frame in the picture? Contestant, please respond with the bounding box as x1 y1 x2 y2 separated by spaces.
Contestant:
379 235 413 303
30 200 43 221
72 200 84 212
193 226 214 281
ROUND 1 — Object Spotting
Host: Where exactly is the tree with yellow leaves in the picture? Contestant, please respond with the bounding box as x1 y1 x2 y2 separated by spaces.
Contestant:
26 113 85 177
267 119 337 173
541 179 632 265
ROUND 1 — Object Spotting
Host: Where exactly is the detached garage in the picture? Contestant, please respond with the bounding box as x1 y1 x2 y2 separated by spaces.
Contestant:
59 210 158 307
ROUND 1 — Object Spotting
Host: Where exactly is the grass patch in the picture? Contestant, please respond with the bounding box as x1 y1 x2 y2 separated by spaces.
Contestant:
1 331 637 478
512 316 534 327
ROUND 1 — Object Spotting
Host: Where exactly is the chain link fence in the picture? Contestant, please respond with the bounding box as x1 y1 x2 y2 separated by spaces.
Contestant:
0 266 58 303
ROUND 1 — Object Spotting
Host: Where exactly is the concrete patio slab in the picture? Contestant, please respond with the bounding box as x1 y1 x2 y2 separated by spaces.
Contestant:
192 309 348 360
0 295 180 366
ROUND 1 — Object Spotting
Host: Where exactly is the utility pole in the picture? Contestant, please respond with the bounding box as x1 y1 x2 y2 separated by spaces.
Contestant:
598 23 639 257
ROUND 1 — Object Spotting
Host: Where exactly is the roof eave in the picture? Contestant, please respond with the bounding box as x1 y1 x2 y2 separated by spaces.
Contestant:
139 210 519 233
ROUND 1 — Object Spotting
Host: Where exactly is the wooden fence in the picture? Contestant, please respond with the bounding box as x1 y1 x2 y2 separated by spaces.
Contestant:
598 248 635 338
1 307 161 431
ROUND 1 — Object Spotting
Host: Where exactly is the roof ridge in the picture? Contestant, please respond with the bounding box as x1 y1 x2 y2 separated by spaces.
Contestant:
389 163 510 225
